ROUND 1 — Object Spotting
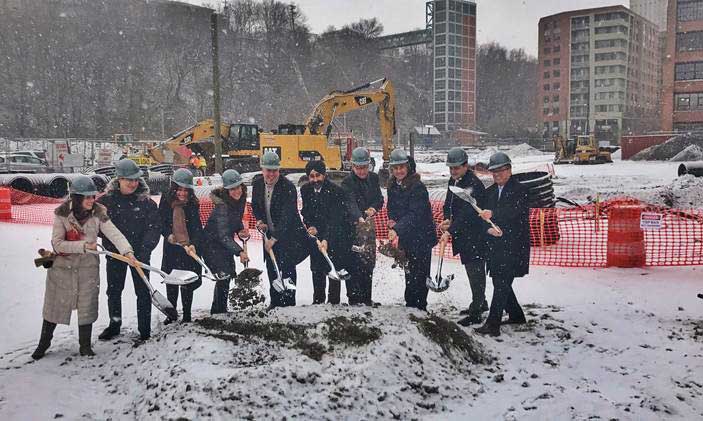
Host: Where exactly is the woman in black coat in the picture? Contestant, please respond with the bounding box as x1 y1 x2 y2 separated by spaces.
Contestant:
203 170 249 314
387 151 438 311
158 169 204 323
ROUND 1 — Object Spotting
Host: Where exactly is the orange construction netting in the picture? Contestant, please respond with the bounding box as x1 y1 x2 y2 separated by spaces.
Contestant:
3 188 702 267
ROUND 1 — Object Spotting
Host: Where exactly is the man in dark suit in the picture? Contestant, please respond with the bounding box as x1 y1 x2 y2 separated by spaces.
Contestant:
439 147 489 326
251 151 309 308
475 152 530 337
301 160 355 304
341 147 384 305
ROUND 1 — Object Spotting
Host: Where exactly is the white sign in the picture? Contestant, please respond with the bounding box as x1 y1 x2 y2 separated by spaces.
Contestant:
640 212 663 230
97 148 113 166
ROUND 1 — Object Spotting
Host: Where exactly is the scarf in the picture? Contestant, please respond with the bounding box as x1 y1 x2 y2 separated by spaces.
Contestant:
171 199 190 245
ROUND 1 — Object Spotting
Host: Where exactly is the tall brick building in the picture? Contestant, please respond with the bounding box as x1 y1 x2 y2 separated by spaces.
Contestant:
661 0 703 132
538 6 660 143
427 0 477 143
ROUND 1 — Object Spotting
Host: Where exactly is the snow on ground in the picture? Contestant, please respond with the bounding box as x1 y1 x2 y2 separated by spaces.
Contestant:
1 223 702 420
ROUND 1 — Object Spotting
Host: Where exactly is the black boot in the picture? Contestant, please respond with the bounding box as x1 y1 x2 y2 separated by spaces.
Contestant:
78 324 95 356
475 323 501 337
457 312 483 326
181 289 193 323
98 295 122 340
31 320 57 360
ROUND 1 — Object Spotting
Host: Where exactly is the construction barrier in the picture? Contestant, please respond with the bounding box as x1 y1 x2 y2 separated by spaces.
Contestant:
0 188 12 220
3 188 703 268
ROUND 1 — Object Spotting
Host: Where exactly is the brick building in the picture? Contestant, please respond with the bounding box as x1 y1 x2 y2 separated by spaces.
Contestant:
661 0 703 132
538 6 660 143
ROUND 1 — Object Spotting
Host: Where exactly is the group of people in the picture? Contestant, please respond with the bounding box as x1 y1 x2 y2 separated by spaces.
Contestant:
32 145 530 360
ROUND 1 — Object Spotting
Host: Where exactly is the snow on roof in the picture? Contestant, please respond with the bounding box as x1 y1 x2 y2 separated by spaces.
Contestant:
413 126 441 136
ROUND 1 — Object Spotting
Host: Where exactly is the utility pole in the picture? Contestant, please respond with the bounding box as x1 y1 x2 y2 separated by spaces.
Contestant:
211 12 223 174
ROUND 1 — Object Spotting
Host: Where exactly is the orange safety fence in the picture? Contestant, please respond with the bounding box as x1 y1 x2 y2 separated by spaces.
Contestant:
4 188 703 268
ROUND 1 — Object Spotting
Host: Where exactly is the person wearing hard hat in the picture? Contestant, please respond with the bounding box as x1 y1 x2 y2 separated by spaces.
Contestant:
32 176 136 360
301 160 355 305
250 151 310 308
439 147 489 326
97 159 161 342
341 147 384 306
158 168 205 323
203 169 250 313
474 152 529 337
386 149 437 311
197 153 208 176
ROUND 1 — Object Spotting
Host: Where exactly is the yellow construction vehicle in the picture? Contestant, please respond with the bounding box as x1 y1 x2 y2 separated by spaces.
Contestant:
148 120 342 174
553 134 616 164
148 78 396 177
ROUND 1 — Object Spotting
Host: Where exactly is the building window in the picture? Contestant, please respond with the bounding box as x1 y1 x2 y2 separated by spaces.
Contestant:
553 82 561 90
673 92 703 110
675 62 703 80
543 84 550 91
553 58 560 65
544 59 551 67
678 0 703 22
543 47 551 54
553 70 560 77
553 45 561 53
677 31 703 52
544 72 550 78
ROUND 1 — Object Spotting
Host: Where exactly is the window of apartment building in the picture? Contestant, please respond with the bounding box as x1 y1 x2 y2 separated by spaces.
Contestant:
553 95 560 102
595 39 628 49
553 70 560 77
678 0 703 22
598 12 628 22
553 82 561 90
594 25 628 35
543 84 550 91
674 92 703 110
677 31 703 52
543 96 550 104
544 72 550 78
543 46 551 54
552 106 560 114
543 108 550 115
544 59 551 67
554 45 561 53
675 62 703 80
553 58 560 65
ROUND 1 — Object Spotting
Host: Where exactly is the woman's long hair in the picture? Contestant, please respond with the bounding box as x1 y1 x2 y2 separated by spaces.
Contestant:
224 184 247 216
70 193 93 221
166 182 199 207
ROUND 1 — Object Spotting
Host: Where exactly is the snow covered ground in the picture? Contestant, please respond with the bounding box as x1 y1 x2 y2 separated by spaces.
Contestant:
1 222 702 420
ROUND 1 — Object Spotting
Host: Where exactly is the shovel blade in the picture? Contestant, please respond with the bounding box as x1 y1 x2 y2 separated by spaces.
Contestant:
272 277 285 293
152 290 178 321
448 185 476 205
163 269 199 285
338 269 351 281
282 277 296 291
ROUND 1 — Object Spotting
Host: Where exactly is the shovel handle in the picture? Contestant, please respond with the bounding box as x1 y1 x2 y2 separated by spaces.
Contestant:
469 202 503 235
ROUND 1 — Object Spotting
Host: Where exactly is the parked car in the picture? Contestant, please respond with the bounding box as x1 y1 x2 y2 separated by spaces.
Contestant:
12 150 48 164
0 154 54 173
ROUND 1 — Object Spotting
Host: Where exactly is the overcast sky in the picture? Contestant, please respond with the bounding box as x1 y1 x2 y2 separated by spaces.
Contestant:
189 0 630 56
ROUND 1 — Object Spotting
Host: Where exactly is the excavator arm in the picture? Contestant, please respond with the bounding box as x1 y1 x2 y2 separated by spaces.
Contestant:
149 119 229 165
304 78 397 164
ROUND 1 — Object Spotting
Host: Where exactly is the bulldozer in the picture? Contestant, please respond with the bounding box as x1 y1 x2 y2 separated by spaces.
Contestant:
148 120 342 174
148 78 397 178
553 134 616 164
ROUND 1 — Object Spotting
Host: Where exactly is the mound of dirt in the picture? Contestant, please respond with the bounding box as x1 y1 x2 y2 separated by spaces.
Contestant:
670 144 703 162
82 306 492 419
631 135 703 161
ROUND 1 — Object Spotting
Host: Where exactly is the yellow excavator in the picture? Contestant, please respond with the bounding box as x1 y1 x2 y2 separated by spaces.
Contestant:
553 134 616 164
148 78 397 177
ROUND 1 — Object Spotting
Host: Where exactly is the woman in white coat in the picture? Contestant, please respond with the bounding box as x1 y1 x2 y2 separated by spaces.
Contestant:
32 176 136 359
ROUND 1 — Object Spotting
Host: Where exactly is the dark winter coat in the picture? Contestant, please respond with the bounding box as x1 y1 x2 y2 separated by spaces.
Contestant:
341 171 384 220
387 168 438 255
480 175 531 278
301 178 355 272
158 193 205 275
443 171 487 263
203 188 245 275
97 178 160 262
46 200 132 325
251 175 310 265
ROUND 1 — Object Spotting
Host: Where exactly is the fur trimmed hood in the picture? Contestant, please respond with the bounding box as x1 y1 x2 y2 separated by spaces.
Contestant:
55 199 109 222
104 177 150 200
